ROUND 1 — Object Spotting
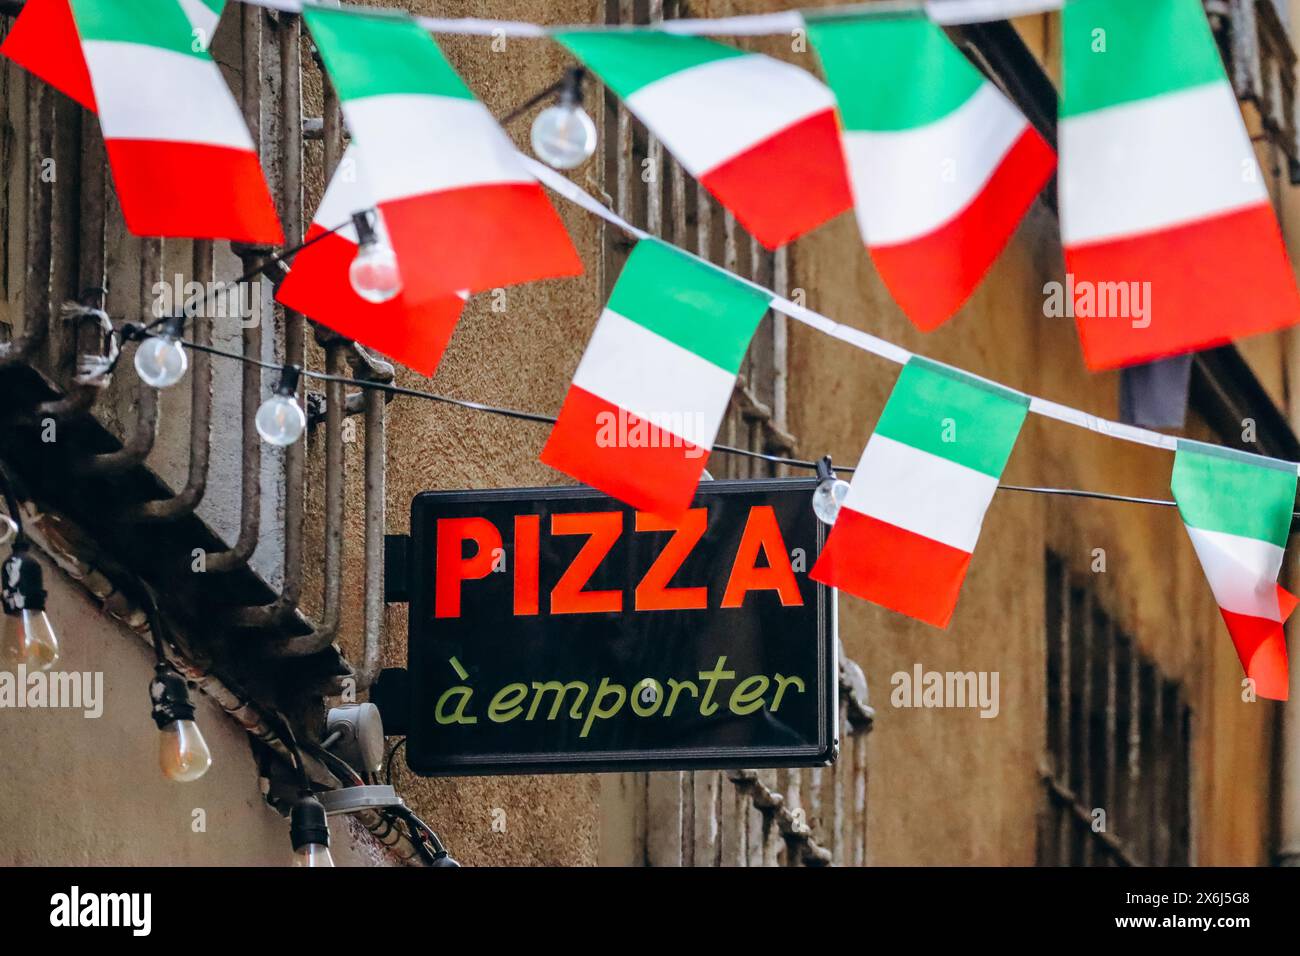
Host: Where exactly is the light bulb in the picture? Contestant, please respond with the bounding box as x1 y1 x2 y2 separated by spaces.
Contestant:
150 662 212 782
293 843 335 868
256 394 306 446
134 332 188 388
0 608 60 671
812 476 851 526
349 236 402 304
158 719 213 783
158 723 211 780
531 102 597 170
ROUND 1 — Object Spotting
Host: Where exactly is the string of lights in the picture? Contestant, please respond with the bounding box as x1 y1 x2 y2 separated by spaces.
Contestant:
50 9 1293 482
39 45 1291 525
114 325 1230 518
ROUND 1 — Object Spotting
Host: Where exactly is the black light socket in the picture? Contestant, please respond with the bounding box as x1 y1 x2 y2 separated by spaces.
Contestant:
1 545 46 616
815 455 834 483
275 365 302 398
351 209 379 248
160 313 186 339
290 793 331 851
149 663 197 729
559 66 586 107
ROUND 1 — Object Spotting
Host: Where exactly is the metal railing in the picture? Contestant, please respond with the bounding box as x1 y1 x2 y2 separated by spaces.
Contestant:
0 8 390 732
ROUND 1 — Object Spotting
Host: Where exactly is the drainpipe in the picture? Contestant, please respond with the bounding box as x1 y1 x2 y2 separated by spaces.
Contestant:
1279 662 1300 865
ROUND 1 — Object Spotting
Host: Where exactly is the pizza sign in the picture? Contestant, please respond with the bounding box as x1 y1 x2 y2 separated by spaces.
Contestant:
381 479 837 777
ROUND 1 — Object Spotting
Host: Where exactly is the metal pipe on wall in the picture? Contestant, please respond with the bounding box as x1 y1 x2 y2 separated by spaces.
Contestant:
207 3 268 572
33 109 106 421
233 9 313 630
130 238 214 521
82 238 160 475
0 76 51 369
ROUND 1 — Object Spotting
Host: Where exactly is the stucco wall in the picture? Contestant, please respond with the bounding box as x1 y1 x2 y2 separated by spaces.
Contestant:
785 4 1283 866
0 559 385 866
2 0 1292 868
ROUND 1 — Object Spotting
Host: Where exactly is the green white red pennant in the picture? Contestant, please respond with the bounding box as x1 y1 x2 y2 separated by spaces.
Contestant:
3 0 281 244
555 29 852 250
303 5 582 301
807 13 1055 331
1 0 224 108
811 358 1028 628
275 145 468 377
1061 0 1300 369
1170 442 1295 701
541 239 772 517
1 0 99 110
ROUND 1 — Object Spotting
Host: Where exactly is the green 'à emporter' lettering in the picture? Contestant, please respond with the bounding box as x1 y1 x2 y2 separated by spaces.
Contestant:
432 656 809 736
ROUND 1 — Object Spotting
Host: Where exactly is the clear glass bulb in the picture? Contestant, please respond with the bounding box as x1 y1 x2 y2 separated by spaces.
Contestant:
531 103 597 170
255 394 306 447
134 335 189 388
293 843 335 868
349 238 402 304
812 477 851 526
0 609 60 671
158 719 213 783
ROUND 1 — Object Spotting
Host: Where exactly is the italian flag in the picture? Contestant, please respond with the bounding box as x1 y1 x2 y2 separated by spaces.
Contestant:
807 13 1055 331
1 0 99 110
2 0 223 110
811 357 1028 628
1170 442 1296 701
303 6 582 302
541 239 772 517
5 0 280 243
275 146 467 377
555 30 852 250
1061 0 1300 369
4 0 281 244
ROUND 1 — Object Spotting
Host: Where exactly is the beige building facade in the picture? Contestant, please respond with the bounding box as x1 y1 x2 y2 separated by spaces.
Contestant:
2 0 1299 867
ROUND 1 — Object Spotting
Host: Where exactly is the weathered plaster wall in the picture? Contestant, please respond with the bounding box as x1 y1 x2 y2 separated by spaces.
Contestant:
785 3 1281 866
0 560 385 866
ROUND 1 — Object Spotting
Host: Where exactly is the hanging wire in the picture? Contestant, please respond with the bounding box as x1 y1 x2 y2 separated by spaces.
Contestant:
0 460 25 544
140 328 1259 516
127 217 357 341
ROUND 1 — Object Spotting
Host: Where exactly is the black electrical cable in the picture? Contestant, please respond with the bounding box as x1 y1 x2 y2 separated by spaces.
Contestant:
161 330 1277 515
138 581 172 663
384 736 407 786
271 713 315 793
0 460 24 543
133 216 355 340
307 740 365 787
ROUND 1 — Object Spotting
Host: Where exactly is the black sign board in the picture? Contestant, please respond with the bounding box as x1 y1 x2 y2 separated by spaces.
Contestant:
383 478 837 777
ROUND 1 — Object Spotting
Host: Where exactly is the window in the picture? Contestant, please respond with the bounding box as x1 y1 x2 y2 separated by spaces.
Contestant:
1039 552 1192 866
